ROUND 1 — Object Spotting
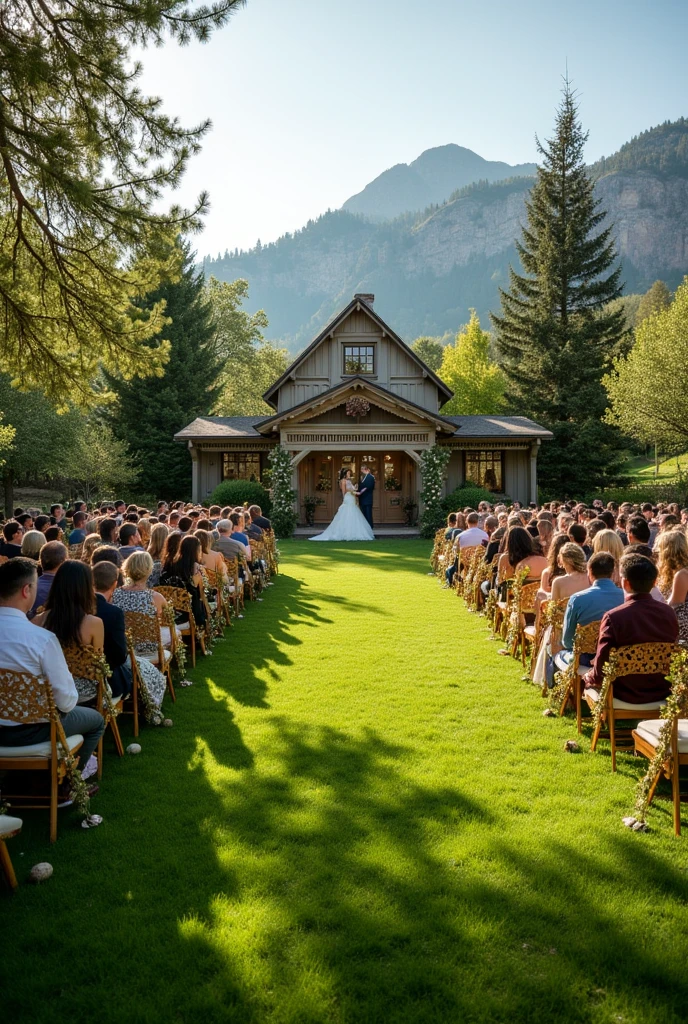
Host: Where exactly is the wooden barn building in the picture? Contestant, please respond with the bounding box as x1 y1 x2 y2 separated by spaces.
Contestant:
175 294 551 523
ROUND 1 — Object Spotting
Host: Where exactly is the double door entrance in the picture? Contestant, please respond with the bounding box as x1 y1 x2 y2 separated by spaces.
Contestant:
299 451 416 525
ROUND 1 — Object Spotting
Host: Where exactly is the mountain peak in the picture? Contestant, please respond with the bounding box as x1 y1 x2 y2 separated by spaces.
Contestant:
341 144 537 222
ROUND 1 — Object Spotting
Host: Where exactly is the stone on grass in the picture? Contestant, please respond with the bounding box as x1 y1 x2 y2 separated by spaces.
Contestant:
126 743 142 755
564 740 580 753
28 862 53 883
162 718 174 728
81 814 103 829
542 708 556 717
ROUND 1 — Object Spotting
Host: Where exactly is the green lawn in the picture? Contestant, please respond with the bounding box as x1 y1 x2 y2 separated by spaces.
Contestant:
4 541 688 1023
624 452 688 482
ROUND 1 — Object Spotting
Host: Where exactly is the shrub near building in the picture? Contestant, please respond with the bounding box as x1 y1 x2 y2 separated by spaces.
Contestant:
210 480 272 516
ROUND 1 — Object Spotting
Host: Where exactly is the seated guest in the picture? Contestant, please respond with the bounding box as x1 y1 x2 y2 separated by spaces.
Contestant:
16 512 34 532
550 542 590 615
592 528 624 585
21 529 46 564
137 517 152 548
177 516 193 537
508 527 548 582
112 552 168 714
556 552 624 670
99 517 119 546
245 514 264 542
146 523 169 588
113 499 126 523
444 513 459 540
92 561 132 698
537 518 554 557
228 512 251 558
655 529 688 643
160 531 182 579
118 522 144 559
539 533 569 594
30 540 68 617
160 535 208 631
43 525 64 543
582 553 678 704
214 519 248 568
587 519 608 546
82 533 105 563
208 505 222 527
248 504 272 533
457 512 488 550
50 503 66 527
0 521 24 558
34 514 51 534
627 515 651 547
568 522 592 559
68 511 88 545
196 529 228 581
625 543 667 604
0 558 104 790
34 561 104 706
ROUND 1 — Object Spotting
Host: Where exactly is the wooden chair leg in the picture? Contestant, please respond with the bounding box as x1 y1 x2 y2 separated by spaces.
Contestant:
0 840 18 890
97 733 103 780
110 714 124 757
673 757 682 836
591 711 603 752
166 668 176 703
609 710 617 772
576 677 583 734
132 671 139 738
50 756 58 843
647 768 663 806
190 627 196 667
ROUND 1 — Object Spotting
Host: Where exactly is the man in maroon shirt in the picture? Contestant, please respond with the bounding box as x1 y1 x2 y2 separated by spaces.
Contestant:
583 552 678 704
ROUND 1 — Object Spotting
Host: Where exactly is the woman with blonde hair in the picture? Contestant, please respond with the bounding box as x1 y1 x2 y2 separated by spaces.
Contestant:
532 542 590 685
592 528 624 585
81 533 103 564
21 528 47 563
147 522 169 588
655 529 688 643
112 551 169 714
137 517 152 547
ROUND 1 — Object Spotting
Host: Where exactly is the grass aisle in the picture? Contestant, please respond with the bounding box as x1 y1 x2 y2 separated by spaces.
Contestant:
4 540 688 1024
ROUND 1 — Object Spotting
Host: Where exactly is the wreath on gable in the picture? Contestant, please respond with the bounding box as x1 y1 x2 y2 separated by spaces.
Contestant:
345 396 370 419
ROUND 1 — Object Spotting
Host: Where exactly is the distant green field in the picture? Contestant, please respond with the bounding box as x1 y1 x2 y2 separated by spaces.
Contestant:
623 452 688 482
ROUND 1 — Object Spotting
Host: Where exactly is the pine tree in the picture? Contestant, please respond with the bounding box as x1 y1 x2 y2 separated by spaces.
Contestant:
107 240 222 500
492 82 625 497
636 280 672 326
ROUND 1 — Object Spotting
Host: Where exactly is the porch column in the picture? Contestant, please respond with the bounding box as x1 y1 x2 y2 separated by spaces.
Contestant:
529 440 540 505
189 442 200 503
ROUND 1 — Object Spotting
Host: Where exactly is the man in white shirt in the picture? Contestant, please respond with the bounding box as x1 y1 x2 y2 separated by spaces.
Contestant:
457 512 489 549
0 558 105 782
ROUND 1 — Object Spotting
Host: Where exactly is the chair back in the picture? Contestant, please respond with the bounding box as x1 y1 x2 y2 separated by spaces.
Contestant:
573 619 602 657
518 581 540 615
62 643 109 683
68 543 83 560
154 585 192 615
606 642 680 684
0 668 57 725
459 544 483 568
123 610 164 659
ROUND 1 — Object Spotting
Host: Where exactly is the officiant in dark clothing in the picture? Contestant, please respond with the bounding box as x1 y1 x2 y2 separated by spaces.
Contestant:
358 465 375 530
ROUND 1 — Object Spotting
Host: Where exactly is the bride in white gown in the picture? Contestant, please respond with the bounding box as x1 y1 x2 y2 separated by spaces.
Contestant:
309 468 375 542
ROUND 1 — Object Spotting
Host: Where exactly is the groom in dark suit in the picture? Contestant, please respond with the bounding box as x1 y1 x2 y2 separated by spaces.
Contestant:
358 464 375 530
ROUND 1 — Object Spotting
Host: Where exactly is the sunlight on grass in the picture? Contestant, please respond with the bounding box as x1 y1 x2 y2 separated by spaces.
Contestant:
6 541 688 1024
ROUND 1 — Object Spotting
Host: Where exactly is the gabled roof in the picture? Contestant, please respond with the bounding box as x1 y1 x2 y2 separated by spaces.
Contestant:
174 416 265 441
256 375 458 434
262 296 454 408
444 415 554 439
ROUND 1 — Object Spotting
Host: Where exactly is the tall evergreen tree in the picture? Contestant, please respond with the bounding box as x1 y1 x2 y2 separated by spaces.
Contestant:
491 82 625 496
107 240 222 499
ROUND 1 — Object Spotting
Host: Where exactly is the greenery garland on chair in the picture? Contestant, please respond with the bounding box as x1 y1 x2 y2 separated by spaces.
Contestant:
268 445 297 538
633 650 688 823
503 567 530 654
591 653 617 734
419 446 451 538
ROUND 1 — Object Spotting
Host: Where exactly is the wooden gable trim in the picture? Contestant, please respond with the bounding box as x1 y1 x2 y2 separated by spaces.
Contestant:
262 297 454 408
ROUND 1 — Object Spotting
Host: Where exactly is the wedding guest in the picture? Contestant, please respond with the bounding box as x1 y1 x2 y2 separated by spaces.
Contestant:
118 523 144 559
196 529 229 581
44 525 64 543
0 521 24 558
68 511 88 546
627 515 651 547
30 541 68 617
147 523 169 588
228 512 251 557
34 514 51 534
112 552 168 713
34 561 105 706
568 522 592 559
92 561 131 699
160 535 208 631
457 512 488 550
655 529 688 643
50 503 66 527
99 517 119 546
82 533 105 564
583 553 678 703
556 552 623 672
592 528 625 585
0 558 105 789
537 518 554 557
16 512 34 532
21 529 47 563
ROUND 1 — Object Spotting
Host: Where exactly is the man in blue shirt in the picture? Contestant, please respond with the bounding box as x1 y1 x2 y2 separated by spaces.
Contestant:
555 551 624 670
68 510 88 545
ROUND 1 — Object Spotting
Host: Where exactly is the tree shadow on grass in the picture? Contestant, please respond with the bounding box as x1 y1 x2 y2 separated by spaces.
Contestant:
6 715 688 1024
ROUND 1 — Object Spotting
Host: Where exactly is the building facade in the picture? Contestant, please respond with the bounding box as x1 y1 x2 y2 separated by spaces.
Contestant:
175 294 552 520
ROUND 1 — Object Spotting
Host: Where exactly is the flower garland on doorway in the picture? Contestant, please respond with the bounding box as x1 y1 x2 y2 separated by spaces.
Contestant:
419 445 450 538
268 445 297 538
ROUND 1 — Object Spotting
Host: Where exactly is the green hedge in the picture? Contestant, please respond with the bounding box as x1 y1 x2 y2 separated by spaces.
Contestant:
209 480 272 516
582 480 688 507
440 486 511 516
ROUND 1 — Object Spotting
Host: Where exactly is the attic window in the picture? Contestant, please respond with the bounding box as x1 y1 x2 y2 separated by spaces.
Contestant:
343 345 375 375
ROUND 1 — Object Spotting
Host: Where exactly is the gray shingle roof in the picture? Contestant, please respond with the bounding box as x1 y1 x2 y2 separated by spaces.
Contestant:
445 415 553 438
174 416 265 440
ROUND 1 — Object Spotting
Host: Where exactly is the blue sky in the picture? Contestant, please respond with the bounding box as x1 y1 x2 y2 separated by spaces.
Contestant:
138 0 688 255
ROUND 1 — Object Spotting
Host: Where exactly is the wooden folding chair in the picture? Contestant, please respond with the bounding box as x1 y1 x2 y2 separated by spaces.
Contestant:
154 586 205 667
493 578 514 639
531 598 567 694
204 566 232 627
0 814 22 889
223 557 245 616
124 609 176 702
454 544 483 596
632 652 688 835
264 532 279 576
555 620 601 729
62 643 124 778
0 669 84 842
585 642 680 771
516 581 541 667
68 542 84 560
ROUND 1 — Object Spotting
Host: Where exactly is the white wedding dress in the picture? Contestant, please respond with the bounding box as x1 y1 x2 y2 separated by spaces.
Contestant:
309 480 375 542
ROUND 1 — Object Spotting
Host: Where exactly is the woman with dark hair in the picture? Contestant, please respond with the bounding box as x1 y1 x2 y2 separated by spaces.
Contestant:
539 533 569 594
160 531 182 575
34 560 104 705
160 534 207 630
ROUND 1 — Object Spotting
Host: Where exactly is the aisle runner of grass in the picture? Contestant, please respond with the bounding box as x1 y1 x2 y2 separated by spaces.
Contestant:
4 540 688 1024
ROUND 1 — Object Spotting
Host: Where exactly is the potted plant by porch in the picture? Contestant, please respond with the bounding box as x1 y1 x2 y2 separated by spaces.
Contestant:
303 494 325 526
